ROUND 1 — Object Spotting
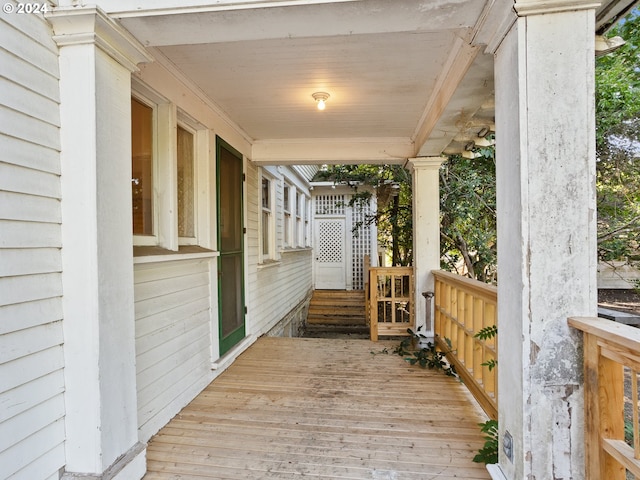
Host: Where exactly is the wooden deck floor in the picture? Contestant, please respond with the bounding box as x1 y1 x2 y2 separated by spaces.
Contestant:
143 337 491 480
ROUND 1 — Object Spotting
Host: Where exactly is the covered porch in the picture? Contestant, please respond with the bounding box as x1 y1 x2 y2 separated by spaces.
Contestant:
143 336 491 479
11 0 635 479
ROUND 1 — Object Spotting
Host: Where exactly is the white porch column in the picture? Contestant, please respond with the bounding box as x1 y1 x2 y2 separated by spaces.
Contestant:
408 157 444 337
494 2 597 478
48 7 152 479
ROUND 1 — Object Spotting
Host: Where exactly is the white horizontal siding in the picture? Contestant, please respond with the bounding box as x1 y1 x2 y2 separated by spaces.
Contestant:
0 162 61 197
0 220 61 248
0 191 61 222
134 258 214 441
252 250 313 334
0 76 60 127
0 9 65 480
0 298 63 335
0 135 60 174
0 48 59 103
245 161 313 336
0 248 62 277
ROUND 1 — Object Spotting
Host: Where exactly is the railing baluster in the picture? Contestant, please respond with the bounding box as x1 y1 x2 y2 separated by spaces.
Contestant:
569 316 640 479
368 267 414 340
432 270 497 420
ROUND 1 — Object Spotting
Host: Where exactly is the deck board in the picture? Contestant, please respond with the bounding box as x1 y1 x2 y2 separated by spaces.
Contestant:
144 337 491 480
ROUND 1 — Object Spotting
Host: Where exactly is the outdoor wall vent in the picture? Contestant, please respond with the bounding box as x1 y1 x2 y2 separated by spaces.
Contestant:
503 430 514 463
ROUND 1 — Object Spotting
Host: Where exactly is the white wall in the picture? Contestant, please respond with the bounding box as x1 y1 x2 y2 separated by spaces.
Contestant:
134 257 216 441
131 53 314 442
0 9 66 480
246 161 314 336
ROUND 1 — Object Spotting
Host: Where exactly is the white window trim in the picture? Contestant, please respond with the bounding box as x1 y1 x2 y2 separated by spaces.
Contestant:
304 194 311 247
283 182 292 247
295 192 303 247
156 102 178 250
260 170 276 263
176 121 196 245
131 91 160 247
132 80 211 252
176 118 209 247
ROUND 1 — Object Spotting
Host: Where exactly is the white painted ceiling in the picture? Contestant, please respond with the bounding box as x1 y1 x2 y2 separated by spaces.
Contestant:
108 0 636 164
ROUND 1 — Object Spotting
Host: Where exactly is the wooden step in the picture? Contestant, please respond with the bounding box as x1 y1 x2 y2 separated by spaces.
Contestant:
308 304 364 314
307 289 367 326
307 315 367 325
308 297 365 307
310 290 365 300
303 323 369 338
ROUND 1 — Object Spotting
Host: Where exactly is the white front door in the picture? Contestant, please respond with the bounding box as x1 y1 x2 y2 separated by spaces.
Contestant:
314 217 347 289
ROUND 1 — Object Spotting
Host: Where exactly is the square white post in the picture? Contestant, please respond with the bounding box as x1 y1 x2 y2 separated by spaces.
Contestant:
408 157 444 337
48 7 152 479
494 2 598 478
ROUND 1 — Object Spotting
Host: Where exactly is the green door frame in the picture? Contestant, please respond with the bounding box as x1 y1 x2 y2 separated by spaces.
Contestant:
216 136 246 356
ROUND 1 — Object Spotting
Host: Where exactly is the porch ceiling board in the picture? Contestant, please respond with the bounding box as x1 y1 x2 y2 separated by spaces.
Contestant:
157 31 453 141
143 336 491 479
114 0 499 162
251 138 415 165
110 0 635 163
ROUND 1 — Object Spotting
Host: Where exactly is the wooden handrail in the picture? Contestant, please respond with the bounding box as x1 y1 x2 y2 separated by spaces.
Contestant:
569 316 640 479
433 270 497 420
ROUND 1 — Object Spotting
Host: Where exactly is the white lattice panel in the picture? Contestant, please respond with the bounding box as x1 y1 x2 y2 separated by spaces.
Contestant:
318 221 344 263
315 194 345 215
352 201 372 289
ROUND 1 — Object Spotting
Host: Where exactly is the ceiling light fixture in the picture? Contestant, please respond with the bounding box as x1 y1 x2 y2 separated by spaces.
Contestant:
312 92 330 111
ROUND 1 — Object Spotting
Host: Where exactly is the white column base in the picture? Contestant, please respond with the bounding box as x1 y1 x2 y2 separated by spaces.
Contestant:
61 443 146 480
487 464 508 480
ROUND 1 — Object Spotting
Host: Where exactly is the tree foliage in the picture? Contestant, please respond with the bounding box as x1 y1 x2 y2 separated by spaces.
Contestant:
596 11 640 266
317 13 640 281
439 147 497 283
314 164 414 266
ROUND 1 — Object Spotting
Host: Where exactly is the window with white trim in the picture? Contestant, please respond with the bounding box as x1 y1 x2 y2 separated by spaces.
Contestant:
304 196 310 246
177 124 196 243
131 89 207 251
131 96 156 243
295 192 303 247
283 183 292 247
261 171 275 260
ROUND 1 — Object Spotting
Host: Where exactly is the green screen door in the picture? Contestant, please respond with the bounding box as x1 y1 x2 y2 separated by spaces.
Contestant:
217 137 245 355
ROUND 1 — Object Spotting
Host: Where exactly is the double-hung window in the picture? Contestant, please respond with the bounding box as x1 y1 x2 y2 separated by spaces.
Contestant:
177 124 196 243
131 97 155 242
295 191 302 247
261 172 275 260
304 196 311 246
283 184 292 247
131 89 206 251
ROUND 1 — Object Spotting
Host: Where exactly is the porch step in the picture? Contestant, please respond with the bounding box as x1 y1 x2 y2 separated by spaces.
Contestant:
303 323 370 339
307 289 367 326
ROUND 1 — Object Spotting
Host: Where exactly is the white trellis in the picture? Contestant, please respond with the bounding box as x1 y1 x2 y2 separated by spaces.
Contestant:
313 188 377 290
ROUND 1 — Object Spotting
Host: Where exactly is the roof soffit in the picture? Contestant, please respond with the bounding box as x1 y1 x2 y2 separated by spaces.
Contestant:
105 0 518 163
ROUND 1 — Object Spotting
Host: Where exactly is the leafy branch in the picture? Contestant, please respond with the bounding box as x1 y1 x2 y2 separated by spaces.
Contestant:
393 328 457 377
472 419 499 464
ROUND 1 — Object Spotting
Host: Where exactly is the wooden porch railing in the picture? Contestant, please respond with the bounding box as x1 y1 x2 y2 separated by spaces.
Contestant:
569 316 640 480
368 267 414 341
433 270 498 420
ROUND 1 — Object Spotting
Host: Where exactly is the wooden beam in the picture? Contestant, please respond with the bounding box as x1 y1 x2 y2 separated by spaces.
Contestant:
412 38 480 153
